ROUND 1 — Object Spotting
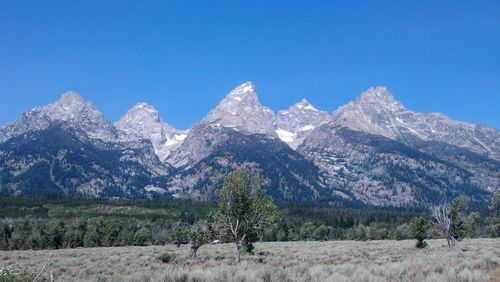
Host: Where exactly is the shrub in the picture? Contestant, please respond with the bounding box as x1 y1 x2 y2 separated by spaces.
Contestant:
0 265 33 282
133 228 150 246
157 252 175 263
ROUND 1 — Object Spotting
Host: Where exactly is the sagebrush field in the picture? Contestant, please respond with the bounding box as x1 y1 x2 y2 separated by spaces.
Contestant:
1 239 499 282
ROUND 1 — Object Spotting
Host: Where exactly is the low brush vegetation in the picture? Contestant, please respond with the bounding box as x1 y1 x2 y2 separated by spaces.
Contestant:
1 239 499 281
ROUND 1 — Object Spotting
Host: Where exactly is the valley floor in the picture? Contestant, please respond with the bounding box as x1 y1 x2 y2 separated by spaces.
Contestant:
1 239 499 282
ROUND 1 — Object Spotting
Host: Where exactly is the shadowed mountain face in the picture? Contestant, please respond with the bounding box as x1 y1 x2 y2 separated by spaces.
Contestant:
0 124 170 198
0 84 498 207
165 124 355 203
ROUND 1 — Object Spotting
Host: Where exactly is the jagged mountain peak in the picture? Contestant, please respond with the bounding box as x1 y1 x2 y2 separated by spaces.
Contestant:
124 102 164 123
349 86 405 112
219 81 260 106
116 103 187 162
293 98 320 111
201 82 276 136
45 91 103 120
331 86 500 160
227 81 255 96
57 90 85 104
133 102 157 111
332 86 405 125
117 102 164 125
0 91 118 143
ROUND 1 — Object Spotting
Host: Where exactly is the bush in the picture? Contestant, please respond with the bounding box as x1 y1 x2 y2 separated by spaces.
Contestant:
0 265 33 282
415 240 428 248
157 252 175 263
134 228 150 246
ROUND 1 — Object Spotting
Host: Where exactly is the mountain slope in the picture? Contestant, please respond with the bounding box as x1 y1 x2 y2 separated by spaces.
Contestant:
0 93 171 198
299 125 494 206
0 124 170 198
166 124 354 203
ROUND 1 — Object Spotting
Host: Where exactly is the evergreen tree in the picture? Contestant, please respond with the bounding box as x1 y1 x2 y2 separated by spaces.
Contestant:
409 216 429 248
486 191 500 237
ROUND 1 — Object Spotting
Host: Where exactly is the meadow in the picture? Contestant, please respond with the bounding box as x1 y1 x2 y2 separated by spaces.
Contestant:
1 239 499 282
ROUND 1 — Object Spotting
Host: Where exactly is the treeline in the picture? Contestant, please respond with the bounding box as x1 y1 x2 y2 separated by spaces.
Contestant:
0 217 170 250
0 194 497 251
0 196 215 250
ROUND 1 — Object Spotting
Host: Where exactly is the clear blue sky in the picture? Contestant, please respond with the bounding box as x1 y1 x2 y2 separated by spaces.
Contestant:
0 0 498 130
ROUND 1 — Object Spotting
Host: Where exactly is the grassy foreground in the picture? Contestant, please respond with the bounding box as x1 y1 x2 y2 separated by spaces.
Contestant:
1 239 499 282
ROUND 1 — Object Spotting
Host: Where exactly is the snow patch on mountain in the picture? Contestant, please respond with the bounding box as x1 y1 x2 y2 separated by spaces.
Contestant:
276 128 296 143
275 99 330 149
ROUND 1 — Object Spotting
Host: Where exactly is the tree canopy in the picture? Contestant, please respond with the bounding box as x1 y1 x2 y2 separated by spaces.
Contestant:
214 171 280 263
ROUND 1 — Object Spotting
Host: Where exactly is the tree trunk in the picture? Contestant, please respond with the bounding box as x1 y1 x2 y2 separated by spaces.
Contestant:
235 240 243 263
191 246 199 259
445 235 457 250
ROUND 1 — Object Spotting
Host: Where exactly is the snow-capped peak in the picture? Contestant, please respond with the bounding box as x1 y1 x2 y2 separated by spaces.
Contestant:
228 81 255 96
201 82 276 136
134 102 157 111
295 98 320 111
353 86 404 111
115 103 187 161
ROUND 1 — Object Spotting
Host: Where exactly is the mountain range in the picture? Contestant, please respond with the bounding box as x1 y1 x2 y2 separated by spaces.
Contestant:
0 82 498 207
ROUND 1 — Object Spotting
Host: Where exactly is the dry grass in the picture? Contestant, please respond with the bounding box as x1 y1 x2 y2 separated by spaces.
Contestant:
1 239 499 281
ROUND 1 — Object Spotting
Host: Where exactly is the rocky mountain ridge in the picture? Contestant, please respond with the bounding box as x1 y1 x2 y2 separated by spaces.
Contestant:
0 83 498 206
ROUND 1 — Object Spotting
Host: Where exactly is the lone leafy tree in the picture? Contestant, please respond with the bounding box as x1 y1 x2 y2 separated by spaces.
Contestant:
171 220 212 259
409 216 429 248
187 219 212 259
214 171 280 263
